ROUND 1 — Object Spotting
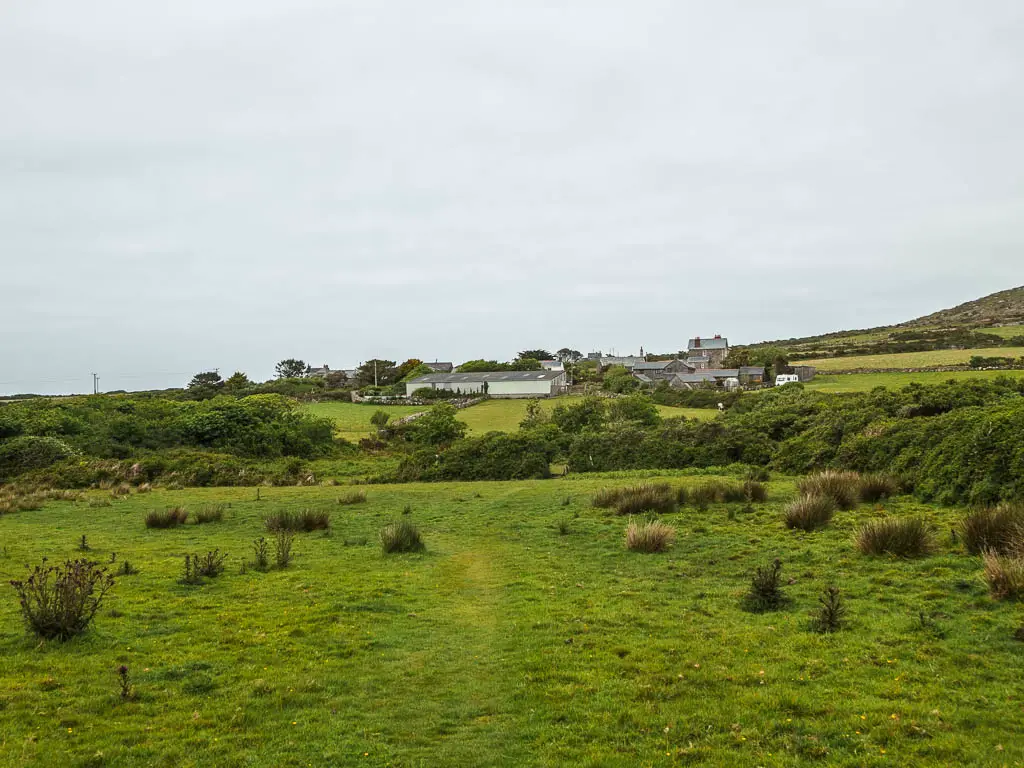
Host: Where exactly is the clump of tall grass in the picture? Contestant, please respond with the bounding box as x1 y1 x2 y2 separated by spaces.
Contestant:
960 504 1024 555
110 483 132 498
265 508 330 532
743 480 768 503
784 495 835 531
192 504 225 525
858 473 900 503
592 483 677 516
336 490 367 505
380 520 425 553
624 517 676 553
797 471 861 510
982 551 1024 599
145 507 188 528
855 517 935 557
690 479 748 507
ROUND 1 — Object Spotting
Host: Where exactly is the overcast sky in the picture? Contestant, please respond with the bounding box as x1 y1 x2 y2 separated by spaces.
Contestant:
2 1 1022 394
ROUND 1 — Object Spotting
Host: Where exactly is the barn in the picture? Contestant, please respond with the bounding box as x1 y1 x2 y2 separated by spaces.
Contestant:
405 370 567 398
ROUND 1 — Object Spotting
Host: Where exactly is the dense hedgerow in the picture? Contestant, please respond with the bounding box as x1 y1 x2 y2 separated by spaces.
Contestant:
389 431 555 482
855 518 935 557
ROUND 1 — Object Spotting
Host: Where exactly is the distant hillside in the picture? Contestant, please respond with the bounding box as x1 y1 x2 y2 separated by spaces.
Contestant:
740 285 1024 361
900 285 1024 328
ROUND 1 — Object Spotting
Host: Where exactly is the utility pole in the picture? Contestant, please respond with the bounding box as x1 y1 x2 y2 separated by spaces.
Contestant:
374 360 378 387
91 373 100 395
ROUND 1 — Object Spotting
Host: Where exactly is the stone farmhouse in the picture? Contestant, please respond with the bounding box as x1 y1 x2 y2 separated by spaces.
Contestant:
687 335 729 367
406 370 567 398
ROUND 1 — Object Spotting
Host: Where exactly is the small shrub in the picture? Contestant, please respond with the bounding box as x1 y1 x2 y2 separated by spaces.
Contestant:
402 504 412 516
797 471 861 510
196 549 227 577
145 507 188 529
960 504 1024 555
10 559 115 640
192 505 225 525
624 517 675 553
982 551 1024 599
380 520 425 554
180 555 203 585
810 586 846 633
858 473 900 503
78 535 90 552
855 517 935 557
744 559 785 612
337 490 367 505
557 519 571 536
117 560 139 576
784 495 835 531
117 665 135 700
275 531 294 568
252 538 270 570
265 509 330 533
592 483 676 516
743 480 768 503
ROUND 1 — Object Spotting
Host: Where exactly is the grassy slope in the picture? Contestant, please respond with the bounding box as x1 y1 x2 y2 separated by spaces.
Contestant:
0 480 1021 767
804 369 1024 393
300 402 424 442
802 347 1024 372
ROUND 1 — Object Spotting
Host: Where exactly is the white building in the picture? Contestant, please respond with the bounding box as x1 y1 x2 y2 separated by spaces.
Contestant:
406 370 567 398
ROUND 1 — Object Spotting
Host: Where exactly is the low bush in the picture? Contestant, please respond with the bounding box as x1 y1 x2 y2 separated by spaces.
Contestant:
196 549 227 577
193 504 225 524
858 473 900 503
960 504 1024 555
797 471 861 510
275 530 294 568
855 517 935 557
744 559 786 612
810 586 846 633
784 495 835 531
380 520 425 554
10 559 115 640
336 490 367 505
624 518 675 553
252 537 270 570
145 507 188 528
982 551 1024 599
117 560 139 576
265 509 330 532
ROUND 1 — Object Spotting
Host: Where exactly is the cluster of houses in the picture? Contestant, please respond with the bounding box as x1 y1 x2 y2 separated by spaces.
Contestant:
313 336 815 400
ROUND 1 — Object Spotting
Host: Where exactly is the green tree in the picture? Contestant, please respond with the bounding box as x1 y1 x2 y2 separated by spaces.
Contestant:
188 371 223 389
507 358 543 371
722 349 751 367
401 363 435 382
407 403 466 447
324 370 349 389
395 359 424 380
551 397 606 434
275 359 307 379
223 372 251 392
518 349 554 361
369 410 391 429
355 360 398 387
519 399 549 430
457 360 504 372
608 394 661 427
602 365 639 394
556 348 583 363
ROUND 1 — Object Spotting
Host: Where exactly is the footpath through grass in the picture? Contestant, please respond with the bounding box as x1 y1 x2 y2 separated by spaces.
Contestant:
1 477 1021 766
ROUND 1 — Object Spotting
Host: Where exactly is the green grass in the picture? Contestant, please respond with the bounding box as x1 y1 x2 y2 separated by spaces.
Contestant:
805 369 1024 393
301 401 425 442
802 347 1024 371
1 479 1021 766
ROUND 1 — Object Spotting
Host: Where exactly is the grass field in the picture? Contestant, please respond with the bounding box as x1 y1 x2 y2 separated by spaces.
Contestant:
805 369 1024 393
977 325 1024 339
802 347 1024 372
1 478 1021 766
303 398 718 441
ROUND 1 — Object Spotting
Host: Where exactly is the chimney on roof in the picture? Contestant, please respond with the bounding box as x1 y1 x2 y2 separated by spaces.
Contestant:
694 337 701 348
714 334 721 340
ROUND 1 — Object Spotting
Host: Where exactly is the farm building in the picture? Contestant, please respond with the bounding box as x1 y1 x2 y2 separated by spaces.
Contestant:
406 370 567 398
687 335 729 366
631 359 695 381
423 361 454 373
598 355 645 372
670 368 745 390
790 365 817 382
539 360 564 371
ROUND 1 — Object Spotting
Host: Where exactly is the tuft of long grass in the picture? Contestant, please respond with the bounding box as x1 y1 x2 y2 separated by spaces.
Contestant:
855 517 935 557
982 550 1024 599
592 483 677 516
743 480 768 503
960 504 1024 555
337 490 367 505
858 473 900 503
265 508 331 532
690 479 748 507
193 504 225 525
784 494 835 531
624 517 676 553
380 520 425 554
797 471 861 510
145 507 188 528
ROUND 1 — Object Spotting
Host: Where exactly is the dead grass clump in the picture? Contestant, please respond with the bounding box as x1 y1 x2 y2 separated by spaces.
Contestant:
855 517 935 557
265 508 331 532
960 504 1024 555
592 483 677 516
624 517 676 553
145 506 188 529
193 504 226 525
982 551 1024 599
797 470 861 510
858 473 900 503
784 494 835 531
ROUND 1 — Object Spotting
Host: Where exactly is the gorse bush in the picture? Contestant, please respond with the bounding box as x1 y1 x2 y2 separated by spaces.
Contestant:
744 559 786 612
265 509 330 532
982 551 1024 599
10 558 115 640
592 483 677 516
784 495 835 531
858 473 900 503
380 520 425 554
145 507 188 528
192 504 225 524
811 586 846 633
855 517 935 557
624 518 675 553
337 490 367 505
960 504 1024 555
797 471 861 510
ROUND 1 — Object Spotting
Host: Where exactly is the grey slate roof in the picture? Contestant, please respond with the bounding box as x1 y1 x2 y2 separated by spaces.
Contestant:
632 360 671 371
672 372 720 383
739 366 766 376
408 371 564 384
687 337 729 350
424 362 454 372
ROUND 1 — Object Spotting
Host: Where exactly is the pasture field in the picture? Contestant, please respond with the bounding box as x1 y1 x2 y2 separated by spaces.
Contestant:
303 398 718 441
1 478 1021 766
801 347 1024 372
975 325 1024 339
804 369 1024 393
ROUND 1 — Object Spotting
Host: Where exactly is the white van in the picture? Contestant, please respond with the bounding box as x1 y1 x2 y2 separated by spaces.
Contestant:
775 374 800 386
